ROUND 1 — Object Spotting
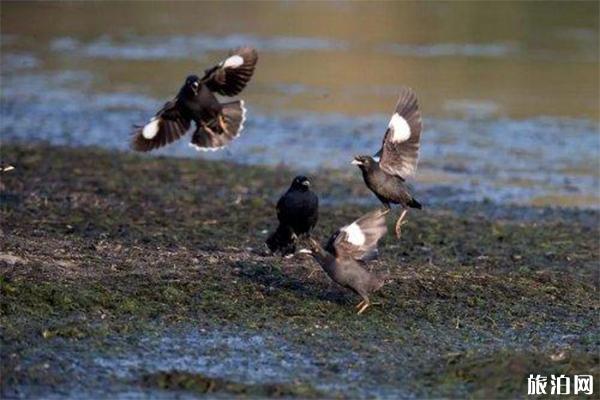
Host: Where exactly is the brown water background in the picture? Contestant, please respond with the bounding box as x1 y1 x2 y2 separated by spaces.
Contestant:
2 1 599 207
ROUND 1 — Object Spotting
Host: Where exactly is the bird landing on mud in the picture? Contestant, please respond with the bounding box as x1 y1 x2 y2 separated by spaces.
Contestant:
352 87 423 238
301 208 390 315
131 47 258 152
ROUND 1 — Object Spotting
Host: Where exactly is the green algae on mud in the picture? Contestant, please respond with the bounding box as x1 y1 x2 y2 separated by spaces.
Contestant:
140 371 326 398
433 350 600 398
1 144 599 398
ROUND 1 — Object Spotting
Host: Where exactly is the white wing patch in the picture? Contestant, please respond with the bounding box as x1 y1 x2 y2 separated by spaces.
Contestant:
142 118 160 139
222 55 244 68
388 113 411 143
342 222 366 246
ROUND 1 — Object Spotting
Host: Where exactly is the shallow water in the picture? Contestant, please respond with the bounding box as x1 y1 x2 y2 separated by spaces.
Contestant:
1 1 599 208
8 321 591 400
8 327 408 399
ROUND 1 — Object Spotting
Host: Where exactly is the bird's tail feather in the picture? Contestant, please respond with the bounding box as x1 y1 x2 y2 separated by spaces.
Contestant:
266 224 296 256
221 100 246 139
373 267 394 292
372 274 387 293
189 100 246 151
407 198 422 209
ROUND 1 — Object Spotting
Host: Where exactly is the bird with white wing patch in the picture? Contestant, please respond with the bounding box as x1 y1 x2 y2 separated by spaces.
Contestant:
131 46 258 152
352 86 423 238
301 208 390 315
342 222 366 246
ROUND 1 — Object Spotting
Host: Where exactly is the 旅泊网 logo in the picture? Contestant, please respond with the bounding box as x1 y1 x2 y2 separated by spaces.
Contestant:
527 374 593 396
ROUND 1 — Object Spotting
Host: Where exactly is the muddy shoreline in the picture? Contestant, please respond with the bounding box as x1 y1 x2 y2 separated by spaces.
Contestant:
1 143 598 398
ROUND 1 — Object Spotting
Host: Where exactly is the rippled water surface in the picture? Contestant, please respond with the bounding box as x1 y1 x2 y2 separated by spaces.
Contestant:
1 2 599 207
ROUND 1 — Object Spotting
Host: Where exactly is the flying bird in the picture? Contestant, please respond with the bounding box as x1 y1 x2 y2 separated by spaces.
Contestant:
352 87 423 238
131 46 258 152
302 208 390 315
1 164 15 173
266 176 319 256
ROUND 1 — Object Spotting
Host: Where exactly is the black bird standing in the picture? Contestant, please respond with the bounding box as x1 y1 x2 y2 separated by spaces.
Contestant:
266 176 319 256
132 46 258 152
352 87 423 238
302 208 390 315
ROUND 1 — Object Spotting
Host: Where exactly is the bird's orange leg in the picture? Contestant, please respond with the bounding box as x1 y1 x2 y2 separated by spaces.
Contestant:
357 300 370 315
395 209 408 239
355 300 365 309
217 114 229 135
202 121 218 136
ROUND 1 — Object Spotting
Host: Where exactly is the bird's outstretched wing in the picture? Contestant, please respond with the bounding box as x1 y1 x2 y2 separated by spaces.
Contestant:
201 47 258 97
376 87 423 178
325 208 389 262
131 98 193 152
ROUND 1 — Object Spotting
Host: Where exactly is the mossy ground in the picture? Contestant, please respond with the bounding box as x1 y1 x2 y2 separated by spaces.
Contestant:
1 143 598 398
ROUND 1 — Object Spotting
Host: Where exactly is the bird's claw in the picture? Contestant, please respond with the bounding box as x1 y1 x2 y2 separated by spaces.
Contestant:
357 302 370 315
395 219 408 238
218 115 229 135
202 122 218 136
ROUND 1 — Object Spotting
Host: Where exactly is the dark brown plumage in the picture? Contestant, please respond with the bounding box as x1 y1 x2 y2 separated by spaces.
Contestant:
131 47 258 152
303 208 390 315
352 87 423 238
